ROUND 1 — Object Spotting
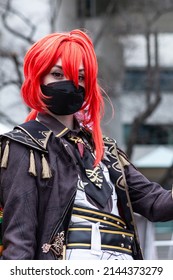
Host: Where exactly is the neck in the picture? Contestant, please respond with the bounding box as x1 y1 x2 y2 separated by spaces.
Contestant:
48 112 74 130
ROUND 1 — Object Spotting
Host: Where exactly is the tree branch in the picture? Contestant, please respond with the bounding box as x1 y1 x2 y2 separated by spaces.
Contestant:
0 80 20 89
49 0 63 32
126 94 161 158
126 32 161 158
11 53 23 86
0 50 23 88
93 0 116 47
1 0 35 44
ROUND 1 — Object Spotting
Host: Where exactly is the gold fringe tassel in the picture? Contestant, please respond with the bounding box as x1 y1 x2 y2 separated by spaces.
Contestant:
41 154 52 179
29 149 37 176
1 140 10 168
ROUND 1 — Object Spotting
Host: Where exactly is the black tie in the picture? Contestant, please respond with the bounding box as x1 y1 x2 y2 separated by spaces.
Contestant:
68 134 113 208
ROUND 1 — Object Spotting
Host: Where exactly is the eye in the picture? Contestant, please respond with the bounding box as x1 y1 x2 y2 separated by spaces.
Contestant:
51 72 64 79
79 75 85 82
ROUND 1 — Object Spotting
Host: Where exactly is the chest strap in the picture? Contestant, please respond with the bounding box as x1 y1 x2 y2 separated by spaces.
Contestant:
72 205 127 230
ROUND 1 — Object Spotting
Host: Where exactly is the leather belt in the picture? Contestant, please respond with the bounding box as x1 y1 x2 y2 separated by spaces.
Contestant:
72 205 127 230
67 225 134 255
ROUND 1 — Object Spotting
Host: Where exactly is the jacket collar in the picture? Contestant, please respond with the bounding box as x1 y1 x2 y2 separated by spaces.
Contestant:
15 120 52 151
37 112 82 139
9 113 90 152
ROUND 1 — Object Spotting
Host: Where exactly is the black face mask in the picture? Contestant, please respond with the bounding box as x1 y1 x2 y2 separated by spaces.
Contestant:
41 80 85 115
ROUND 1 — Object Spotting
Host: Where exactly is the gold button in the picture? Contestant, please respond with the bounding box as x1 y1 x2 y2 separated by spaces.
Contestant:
122 234 125 238
130 236 133 241
124 226 127 229
128 245 131 250
103 217 107 220
121 243 124 248
117 221 120 225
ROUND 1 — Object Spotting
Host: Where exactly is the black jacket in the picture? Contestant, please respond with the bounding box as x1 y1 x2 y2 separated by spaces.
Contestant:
0 115 173 260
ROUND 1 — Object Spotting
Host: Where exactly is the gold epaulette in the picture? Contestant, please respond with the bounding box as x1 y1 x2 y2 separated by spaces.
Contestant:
0 139 52 179
0 120 53 179
117 147 130 167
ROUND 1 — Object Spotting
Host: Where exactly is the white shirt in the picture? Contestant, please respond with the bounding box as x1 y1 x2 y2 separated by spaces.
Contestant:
66 162 133 260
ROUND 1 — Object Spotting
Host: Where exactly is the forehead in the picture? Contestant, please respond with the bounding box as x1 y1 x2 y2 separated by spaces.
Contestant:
54 58 84 70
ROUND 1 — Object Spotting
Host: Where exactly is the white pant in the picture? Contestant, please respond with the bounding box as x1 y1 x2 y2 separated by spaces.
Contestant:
66 249 134 260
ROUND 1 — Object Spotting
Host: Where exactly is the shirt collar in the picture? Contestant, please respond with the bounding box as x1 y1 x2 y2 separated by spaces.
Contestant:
37 112 81 138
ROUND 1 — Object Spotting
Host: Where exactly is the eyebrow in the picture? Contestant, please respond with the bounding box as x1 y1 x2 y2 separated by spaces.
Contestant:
54 65 63 70
54 65 84 72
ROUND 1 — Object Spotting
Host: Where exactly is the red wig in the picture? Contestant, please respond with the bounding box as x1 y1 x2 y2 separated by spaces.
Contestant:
21 29 104 165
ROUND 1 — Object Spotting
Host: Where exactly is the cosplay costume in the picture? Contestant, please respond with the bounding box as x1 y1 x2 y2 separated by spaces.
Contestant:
0 113 173 260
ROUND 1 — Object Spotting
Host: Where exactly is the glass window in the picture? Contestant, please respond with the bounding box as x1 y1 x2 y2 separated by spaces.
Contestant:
155 221 173 260
160 69 173 91
124 124 173 145
123 67 173 92
77 0 116 17
123 68 147 92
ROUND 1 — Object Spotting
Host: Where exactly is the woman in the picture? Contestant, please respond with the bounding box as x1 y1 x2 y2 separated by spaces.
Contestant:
0 29 173 260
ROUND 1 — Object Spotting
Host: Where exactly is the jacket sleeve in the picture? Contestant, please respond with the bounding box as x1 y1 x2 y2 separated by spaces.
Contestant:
0 139 38 259
126 164 173 222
